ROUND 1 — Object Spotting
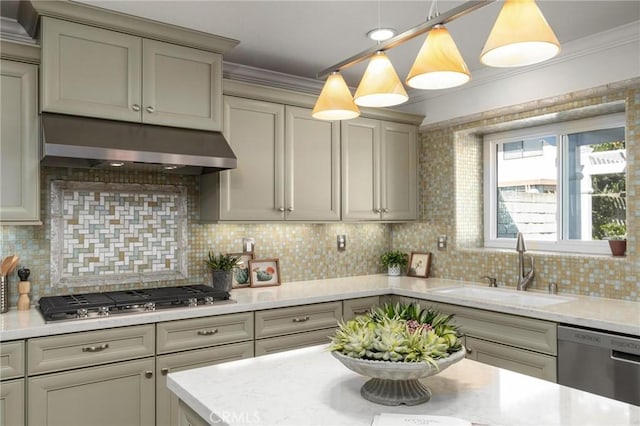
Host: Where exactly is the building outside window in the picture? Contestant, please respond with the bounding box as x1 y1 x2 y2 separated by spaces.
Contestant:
484 113 626 254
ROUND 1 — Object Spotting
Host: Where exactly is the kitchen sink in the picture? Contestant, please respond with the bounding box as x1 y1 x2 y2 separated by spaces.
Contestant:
432 286 575 307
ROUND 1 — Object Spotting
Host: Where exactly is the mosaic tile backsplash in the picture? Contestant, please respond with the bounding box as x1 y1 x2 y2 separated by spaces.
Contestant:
50 180 187 287
1 79 638 306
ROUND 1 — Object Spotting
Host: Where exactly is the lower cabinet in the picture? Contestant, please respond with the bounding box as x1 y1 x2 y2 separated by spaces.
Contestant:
343 296 380 321
0 378 24 426
254 301 342 355
156 342 253 426
28 357 156 426
178 399 209 426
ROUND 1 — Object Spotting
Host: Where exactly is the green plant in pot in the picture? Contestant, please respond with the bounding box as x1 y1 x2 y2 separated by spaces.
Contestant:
601 222 627 257
381 250 408 276
205 252 240 292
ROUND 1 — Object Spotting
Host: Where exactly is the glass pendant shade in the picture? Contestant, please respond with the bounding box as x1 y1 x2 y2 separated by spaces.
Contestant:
406 25 471 90
312 72 360 121
480 0 560 67
354 51 408 108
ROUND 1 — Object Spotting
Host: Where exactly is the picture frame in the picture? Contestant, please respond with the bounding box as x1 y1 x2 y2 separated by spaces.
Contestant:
249 258 281 287
227 252 254 288
407 252 432 278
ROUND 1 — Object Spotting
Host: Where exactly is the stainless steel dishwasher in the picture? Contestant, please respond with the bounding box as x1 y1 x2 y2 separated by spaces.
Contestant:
558 325 640 406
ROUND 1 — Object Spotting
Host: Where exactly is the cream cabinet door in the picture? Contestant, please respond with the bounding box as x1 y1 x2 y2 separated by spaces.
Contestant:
0 59 39 223
285 106 340 221
381 121 417 221
219 96 285 220
28 358 155 426
41 17 142 122
0 378 24 426
157 342 253 426
142 39 222 131
341 117 381 221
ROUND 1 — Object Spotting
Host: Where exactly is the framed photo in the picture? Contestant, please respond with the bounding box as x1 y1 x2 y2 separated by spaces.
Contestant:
407 252 432 278
228 252 254 288
249 258 281 287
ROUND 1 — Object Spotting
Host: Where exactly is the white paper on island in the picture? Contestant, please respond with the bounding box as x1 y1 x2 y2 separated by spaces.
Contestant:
372 413 472 426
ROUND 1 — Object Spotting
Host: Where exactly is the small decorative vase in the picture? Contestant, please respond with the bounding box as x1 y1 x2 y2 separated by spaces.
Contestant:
387 264 401 276
608 239 626 257
211 270 233 292
332 348 466 406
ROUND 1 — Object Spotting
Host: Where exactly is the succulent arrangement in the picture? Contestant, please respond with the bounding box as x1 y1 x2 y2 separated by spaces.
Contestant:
329 302 462 367
205 252 240 271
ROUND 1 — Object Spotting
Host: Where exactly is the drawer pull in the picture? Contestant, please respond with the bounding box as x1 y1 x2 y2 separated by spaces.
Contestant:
161 368 170 376
292 316 310 323
197 329 219 336
353 309 369 315
81 343 109 353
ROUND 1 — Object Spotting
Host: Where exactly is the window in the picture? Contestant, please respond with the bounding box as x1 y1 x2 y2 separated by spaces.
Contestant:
484 114 626 254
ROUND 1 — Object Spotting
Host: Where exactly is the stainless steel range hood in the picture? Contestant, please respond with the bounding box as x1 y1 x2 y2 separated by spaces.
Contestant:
40 113 237 174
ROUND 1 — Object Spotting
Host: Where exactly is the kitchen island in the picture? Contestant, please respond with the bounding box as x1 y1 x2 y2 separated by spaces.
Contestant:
167 345 639 426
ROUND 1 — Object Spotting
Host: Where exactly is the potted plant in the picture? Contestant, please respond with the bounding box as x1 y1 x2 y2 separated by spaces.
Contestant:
601 222 627 257
205 251 240 291
380 250 409 276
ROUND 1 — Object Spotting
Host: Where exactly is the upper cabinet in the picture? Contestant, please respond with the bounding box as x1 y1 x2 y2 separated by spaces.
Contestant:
204 97 340 221
342 118 417 221
40 17 222 131
0 58 40 223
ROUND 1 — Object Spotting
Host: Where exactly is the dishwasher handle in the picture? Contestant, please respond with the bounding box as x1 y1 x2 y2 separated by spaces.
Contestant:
611 350 640 366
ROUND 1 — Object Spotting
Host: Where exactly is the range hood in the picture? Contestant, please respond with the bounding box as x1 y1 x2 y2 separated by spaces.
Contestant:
40 113 237 175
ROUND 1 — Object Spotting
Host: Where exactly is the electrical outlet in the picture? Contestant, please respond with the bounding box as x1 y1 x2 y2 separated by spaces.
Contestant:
337 235 346 250
242 238 255 253
437 235 447 250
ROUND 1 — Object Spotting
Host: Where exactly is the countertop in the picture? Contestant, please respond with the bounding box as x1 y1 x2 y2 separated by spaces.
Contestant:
166 345 640 426
1 275 638 341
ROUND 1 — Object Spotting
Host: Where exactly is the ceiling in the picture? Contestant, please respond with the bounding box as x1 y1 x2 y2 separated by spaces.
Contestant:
69 0 640 90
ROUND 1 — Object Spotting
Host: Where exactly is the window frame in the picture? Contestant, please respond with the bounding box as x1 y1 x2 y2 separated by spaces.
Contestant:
483 113 626 254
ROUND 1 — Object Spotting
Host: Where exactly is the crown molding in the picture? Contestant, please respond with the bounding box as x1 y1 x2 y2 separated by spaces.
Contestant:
223 61 324 95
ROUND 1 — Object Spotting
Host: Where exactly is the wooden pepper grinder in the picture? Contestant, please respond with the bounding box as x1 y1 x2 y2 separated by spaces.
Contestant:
17 266 31 310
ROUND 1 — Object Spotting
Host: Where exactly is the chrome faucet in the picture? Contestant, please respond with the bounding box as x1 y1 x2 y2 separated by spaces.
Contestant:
516 232 535 291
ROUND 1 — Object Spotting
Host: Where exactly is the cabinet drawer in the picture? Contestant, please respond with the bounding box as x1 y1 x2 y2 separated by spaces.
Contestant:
466 336 557 382
427 302 557 355
0 340 24 380
343 296 380 321
255 302 342 339
28 324 155 375
157 312 254 354
255 328 334 357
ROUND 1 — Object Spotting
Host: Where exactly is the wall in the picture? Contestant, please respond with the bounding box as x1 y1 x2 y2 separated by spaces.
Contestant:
0 166 390 306
392 79 640 301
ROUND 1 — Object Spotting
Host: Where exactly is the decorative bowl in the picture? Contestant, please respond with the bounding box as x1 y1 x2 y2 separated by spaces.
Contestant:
332 347 466 406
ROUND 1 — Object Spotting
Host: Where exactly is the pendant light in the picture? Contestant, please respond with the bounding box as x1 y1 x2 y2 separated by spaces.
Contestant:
480 0 560 68
312 72 360 121
354 51 408 108
406 25 471 90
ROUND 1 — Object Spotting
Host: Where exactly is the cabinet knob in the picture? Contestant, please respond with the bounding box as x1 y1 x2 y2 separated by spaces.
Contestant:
466 348 473 354
145 370 153 378
146 106 155 113
132 104 140 112
161 368 170 376
287 207 294 212
278 207 285 212
382 208 389 214
373 208 381 214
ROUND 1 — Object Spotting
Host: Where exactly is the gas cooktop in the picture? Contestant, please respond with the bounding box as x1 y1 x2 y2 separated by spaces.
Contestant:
38 285 235 322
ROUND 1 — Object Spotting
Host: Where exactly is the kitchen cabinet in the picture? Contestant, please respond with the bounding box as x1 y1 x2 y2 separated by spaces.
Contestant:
0 340 25 426
341 118 417 221
27 325 156 426
207 97 340 221
342 296 380 321
254 301 341 355
41 17 222 131
0 58 39 223
156 313 254 426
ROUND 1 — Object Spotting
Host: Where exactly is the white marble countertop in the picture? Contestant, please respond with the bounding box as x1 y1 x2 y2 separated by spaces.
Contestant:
167 345 640 426
1 275 638 341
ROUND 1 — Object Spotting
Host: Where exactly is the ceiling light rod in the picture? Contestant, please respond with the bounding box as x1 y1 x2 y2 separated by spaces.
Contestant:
316 0 495 80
